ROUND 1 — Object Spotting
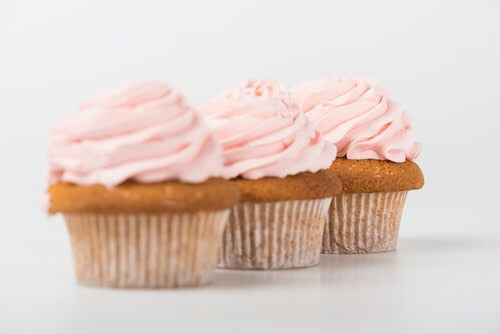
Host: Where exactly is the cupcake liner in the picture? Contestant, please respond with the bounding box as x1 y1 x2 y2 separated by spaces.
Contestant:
217 199 331 270
322 191 408 254
64 210 229 288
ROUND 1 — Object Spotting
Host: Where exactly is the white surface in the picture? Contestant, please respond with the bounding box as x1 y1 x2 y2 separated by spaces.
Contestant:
1 1 500 333
1 213 500 334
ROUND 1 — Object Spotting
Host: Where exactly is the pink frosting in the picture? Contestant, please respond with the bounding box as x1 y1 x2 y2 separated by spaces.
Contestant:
291 77 421 162
48 81 223 187
199 80 337 179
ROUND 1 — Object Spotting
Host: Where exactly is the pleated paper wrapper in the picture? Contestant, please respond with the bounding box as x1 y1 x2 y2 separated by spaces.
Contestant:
64 210 229 288
217 199 331 270
322 191 408 254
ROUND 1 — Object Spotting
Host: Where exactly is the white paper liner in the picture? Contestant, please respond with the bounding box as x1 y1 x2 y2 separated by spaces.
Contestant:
217 199 331 270
322 191 408 254
64 210 229 288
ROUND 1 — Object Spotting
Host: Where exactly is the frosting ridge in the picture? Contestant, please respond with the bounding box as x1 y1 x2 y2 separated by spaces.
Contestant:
291 77 421 162
199 80 336 179
48 81 223 187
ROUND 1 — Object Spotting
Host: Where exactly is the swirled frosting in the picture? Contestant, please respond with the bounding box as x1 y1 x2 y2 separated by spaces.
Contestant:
291 77 421 162
199 80 336 179
48 81 223 187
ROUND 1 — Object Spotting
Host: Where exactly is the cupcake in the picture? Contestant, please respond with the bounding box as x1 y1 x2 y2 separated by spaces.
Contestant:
292 77 424 254
199 80 342 269
47 82 238 288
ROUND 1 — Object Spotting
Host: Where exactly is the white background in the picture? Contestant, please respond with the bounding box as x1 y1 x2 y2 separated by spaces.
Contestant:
1 1 500 333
